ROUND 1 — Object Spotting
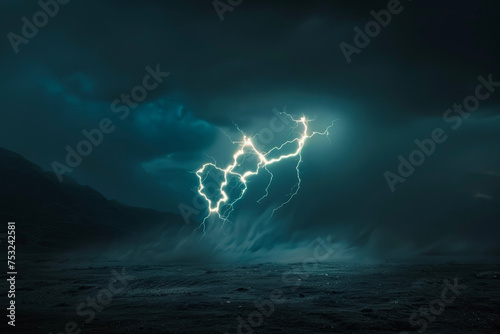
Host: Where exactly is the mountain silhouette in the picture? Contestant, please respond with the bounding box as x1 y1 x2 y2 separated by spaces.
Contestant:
0 147 182 250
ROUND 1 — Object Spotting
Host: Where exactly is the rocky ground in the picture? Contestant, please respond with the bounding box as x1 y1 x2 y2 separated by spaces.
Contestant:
8 256 500 333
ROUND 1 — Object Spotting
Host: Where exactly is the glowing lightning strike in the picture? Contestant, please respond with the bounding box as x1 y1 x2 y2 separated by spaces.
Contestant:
195 113 334 235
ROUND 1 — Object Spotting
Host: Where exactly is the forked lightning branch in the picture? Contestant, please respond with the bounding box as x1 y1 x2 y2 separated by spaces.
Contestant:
195 113 334 234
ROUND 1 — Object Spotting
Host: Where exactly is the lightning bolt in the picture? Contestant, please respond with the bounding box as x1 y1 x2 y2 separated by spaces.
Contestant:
195 113 334 235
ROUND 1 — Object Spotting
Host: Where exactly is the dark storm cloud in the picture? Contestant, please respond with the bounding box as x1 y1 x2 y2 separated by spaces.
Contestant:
0 0 499 258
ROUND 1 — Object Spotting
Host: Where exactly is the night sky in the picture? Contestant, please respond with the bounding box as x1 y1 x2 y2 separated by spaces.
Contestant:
1 0 499 260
